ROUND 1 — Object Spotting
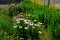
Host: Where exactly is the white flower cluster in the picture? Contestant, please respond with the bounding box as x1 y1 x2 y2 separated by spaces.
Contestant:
13 16 43 35
13 25 29 30
38 31 42 34
14 17 43 27
13 15 43 33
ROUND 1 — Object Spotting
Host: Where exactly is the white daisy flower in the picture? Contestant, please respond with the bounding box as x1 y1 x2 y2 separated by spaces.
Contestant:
24 27 28 29
30 22 34 26
24 20 27 22
38 31 42 34
14 25 17 28
20 18 23 20
40 23 42 25
19 26 22 28
38 22 42 25
32 26 35 28
34 24 37 26
25 21 29 24
24 20 30 24
17 21 20 24
34 20 37 22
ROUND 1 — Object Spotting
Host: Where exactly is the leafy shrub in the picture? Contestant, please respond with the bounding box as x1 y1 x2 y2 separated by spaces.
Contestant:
0 0 60 40
8 4 23 18
20 0 60 40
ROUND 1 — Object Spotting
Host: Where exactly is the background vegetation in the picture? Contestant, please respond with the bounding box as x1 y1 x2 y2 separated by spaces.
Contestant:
0 0 60 40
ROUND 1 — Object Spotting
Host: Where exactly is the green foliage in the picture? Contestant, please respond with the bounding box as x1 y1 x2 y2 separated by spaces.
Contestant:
0 8 8 15
8 4 17 17
0 0 60 40
20 0 60 40
0 15 13 32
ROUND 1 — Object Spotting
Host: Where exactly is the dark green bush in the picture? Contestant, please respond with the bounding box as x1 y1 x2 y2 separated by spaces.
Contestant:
20 0 60 40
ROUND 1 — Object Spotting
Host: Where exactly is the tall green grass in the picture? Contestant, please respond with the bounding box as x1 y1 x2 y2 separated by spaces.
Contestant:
20 0 60 40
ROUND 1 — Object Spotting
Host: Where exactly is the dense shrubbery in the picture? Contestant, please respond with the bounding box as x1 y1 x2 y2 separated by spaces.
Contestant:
0 0 60 40
0 1 42 40
20 0 60 40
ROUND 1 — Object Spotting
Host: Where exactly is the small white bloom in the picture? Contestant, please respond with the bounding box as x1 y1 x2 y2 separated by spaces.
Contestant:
40 23 42 25
34 24 37 26
20 18 23 20
14 25 17 28
19 26 22 28
24 27 28 29
38 22 42 25
34 20 37 22
38 31 42 34
32 26 35 28
24 20 27 22
30 22 34 26
25 21 29 24
24 20 30 24
17 21 20 24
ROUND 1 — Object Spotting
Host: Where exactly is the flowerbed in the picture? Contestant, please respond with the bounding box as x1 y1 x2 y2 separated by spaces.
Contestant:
0 0 60 40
